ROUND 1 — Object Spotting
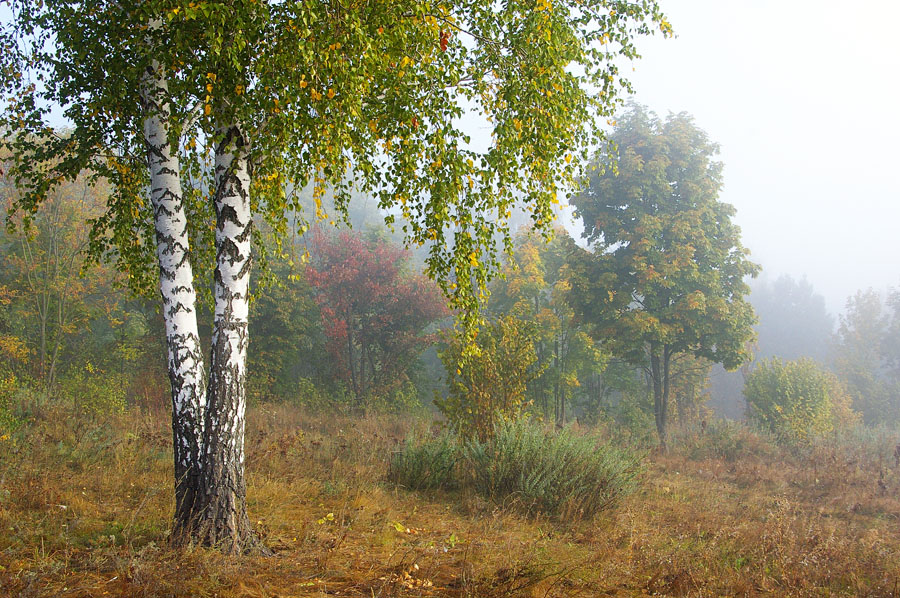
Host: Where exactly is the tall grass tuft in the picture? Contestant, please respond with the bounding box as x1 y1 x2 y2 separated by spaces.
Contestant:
389 418 642 519
676 420 780 463
464 418 641 519
388 430 459 491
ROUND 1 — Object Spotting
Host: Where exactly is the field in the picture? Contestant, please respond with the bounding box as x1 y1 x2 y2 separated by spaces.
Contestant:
1 405 899 597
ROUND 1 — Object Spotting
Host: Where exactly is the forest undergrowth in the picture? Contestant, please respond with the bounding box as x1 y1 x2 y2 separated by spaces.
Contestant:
1 404 899 597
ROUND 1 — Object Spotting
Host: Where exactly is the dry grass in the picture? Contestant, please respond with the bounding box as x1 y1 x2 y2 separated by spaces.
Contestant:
1 404 899 597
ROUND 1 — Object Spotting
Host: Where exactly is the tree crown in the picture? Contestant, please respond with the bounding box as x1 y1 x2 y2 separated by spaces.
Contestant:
568 104 759 369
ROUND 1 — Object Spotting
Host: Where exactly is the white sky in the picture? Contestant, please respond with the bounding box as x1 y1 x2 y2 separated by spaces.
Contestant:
621 0 900 314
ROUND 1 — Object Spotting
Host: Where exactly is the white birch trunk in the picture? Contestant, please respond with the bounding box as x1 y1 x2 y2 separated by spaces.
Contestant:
194 124 260 552
140 58 207 537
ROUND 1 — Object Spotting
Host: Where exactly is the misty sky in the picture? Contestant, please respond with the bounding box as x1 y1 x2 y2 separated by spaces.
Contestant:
621 0 900 315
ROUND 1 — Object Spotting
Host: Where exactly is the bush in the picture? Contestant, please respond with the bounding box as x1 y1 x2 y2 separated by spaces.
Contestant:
58 362 127 417
389 418 641 519
283 377 353 411
464 418 641 518
435 316 540 442
388 430 459 491
744 358 858 443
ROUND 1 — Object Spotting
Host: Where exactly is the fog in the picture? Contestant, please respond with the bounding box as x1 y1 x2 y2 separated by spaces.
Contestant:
616 0 900 315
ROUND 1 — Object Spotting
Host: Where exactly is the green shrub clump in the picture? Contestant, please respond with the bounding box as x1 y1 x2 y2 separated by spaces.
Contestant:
465 418 641 518
58 362 127 417
744 357 858 442
389 418 641 519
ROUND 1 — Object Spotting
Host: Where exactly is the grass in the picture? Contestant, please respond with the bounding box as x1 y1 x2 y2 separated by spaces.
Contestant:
389 429 459 492
1 403 900 597
389 419 640 519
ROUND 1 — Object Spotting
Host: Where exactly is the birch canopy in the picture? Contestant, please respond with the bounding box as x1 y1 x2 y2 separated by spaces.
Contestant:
2 0 670 551
4 0 669 317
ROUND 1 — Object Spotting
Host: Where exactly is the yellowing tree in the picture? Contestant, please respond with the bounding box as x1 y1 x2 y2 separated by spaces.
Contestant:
3 0 670 551
490 227 605 425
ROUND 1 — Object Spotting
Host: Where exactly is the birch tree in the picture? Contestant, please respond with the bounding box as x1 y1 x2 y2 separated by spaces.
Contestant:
2 0 670 551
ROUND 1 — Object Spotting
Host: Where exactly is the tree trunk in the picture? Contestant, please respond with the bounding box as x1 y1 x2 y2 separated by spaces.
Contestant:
141 59 207 542
650 346 668 450
187 125 261 553
662 346 671 444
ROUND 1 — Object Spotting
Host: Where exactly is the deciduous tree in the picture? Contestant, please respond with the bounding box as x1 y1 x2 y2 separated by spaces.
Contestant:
490 227 605 425
568 105 758 448
832 289 900 425
1 175 112 394
306 229 448 407
436 315 540 442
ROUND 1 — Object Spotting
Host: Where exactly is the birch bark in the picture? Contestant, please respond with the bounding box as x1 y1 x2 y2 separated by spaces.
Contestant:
192 124 259 552
140 59 207 539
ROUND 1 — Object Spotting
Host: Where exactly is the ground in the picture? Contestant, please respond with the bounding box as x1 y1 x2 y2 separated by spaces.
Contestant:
1 405 898 597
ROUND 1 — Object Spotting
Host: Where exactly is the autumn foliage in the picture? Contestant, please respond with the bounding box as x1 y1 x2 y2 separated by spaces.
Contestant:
306 230 448 407
435 316 540 442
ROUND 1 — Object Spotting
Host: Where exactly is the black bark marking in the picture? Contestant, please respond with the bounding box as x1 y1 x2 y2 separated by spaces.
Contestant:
142 64 208 547
171 124 266 554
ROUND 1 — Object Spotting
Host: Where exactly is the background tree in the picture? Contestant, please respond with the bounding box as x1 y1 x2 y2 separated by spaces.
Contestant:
490 227 605 426
1 166 166 409
245 255 323 405
568 104 759 448
752 275 835 362
2 178 94 392
306 229 448 408
882 286 900 388
832 289 900 425
668 353 713 425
